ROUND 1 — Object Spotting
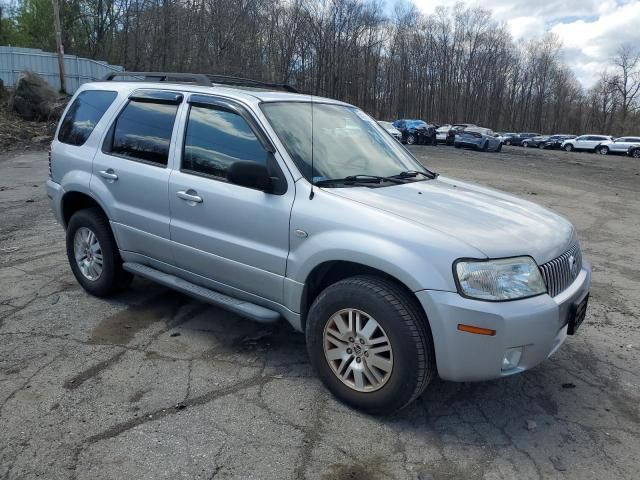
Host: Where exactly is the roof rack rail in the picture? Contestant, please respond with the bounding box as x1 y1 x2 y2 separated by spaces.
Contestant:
206 74 299 93
102 72 211 86
101 71 299 93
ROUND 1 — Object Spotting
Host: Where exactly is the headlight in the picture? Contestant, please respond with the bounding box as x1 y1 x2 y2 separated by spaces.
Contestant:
454 256 546 301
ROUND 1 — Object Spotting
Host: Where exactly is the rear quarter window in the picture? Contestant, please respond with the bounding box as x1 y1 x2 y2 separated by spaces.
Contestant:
58 90 118 146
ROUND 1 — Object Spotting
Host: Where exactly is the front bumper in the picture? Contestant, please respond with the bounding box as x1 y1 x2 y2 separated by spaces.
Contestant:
416 261 591 382
46 178 64 225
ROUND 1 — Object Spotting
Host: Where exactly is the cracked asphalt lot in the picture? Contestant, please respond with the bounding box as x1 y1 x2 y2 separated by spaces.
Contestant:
1 146 639 479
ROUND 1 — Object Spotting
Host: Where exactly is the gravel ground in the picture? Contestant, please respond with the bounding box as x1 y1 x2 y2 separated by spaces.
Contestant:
0 145 638 480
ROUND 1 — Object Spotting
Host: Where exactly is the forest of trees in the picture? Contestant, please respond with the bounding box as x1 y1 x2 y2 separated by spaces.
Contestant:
2 0 640 134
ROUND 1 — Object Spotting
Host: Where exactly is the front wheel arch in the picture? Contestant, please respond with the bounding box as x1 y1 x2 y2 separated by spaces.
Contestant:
300 261 423 333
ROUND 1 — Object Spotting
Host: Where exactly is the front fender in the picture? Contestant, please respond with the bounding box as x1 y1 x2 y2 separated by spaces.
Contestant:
287 229 454 293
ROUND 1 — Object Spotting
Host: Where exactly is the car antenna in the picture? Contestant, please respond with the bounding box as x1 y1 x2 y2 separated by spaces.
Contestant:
309 94 315 200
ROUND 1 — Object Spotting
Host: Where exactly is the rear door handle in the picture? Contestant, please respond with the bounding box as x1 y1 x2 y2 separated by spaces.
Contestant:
99 169 118 181
176 190 203 204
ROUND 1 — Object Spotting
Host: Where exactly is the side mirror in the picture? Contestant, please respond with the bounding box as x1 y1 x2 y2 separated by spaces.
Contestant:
227 161 272 192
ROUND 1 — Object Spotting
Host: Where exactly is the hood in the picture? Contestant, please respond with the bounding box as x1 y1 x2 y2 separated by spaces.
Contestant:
328 176 576 264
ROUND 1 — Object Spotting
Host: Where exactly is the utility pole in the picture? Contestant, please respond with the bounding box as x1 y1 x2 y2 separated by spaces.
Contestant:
51 0 66 93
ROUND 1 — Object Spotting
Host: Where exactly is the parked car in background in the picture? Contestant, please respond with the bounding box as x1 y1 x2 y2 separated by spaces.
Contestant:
627 144 640 158
454 126 502 152
542 135 576 149
561 135 613 152
445 124 476 145
496 132 516 143
392 119 436 145
435 125 452 143
594 136 640 155
505 133 541 146
378 121 403 142
522 135 550 148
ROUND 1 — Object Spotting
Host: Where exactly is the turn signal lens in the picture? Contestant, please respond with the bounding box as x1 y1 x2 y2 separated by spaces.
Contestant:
457 324 496 336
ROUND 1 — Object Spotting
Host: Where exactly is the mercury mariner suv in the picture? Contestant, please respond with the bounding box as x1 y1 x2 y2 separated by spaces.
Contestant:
47 72 591 414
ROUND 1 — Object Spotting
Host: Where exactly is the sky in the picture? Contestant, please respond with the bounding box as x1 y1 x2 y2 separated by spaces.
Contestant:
411 0 640 88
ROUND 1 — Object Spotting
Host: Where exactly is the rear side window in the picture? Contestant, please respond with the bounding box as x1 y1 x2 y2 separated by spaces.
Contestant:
58 90 117 146
108 99 179 166
182 105 270 178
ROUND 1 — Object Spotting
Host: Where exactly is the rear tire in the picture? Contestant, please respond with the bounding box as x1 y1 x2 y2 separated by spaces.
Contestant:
632 149 640 158
496 143 502 152
66 208 132 297
306 275 436 415
505 140 511 146
597 146 609 155
407 134 416 145
481 141 488 152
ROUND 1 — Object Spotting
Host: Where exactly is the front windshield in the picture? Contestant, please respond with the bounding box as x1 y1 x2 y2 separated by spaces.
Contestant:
261 102 428 182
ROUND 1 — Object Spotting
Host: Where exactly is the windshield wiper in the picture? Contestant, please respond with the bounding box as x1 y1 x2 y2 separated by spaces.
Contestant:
390 170 438 180
314 174 406 187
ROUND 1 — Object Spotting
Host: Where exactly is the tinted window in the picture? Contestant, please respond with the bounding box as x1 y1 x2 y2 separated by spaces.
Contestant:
58 90 117 146
182 105 269 178
110 100 179 166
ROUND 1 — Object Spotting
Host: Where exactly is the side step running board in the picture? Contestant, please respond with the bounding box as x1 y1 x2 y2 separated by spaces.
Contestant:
122 262 280 324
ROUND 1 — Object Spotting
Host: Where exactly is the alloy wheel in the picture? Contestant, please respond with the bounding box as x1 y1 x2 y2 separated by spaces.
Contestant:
323 308 393 392
73 227 103 281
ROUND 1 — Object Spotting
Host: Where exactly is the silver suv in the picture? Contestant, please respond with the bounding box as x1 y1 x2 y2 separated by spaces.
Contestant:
47 73 591 414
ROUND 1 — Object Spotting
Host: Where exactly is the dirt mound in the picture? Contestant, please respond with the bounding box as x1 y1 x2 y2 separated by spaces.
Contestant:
9 70 68 121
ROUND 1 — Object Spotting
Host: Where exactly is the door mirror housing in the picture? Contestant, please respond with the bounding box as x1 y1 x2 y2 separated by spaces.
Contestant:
227 161 272 193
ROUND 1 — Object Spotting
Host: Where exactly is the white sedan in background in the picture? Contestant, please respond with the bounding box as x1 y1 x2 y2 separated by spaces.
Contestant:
377 121 403 142
594 136 640 155
436 125 452 142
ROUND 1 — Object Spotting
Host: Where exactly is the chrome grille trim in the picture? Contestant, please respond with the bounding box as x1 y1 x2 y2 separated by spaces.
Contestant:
539 244 582 297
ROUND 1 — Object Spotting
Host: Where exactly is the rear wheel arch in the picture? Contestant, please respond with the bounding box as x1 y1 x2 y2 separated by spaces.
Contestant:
61 191 107 228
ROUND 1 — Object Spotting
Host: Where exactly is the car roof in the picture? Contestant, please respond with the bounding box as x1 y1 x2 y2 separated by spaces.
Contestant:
77 81 350 107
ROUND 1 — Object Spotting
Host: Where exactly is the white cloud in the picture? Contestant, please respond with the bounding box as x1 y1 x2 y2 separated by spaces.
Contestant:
409 0 640 88
506 17 546 41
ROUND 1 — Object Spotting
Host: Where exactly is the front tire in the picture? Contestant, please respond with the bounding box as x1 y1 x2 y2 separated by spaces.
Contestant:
306 276 435 415
564 144 573 152
66 208 132 297
495 142 502 152
406 134 416 145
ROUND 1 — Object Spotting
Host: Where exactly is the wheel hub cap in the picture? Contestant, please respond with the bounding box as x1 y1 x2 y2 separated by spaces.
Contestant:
73 227 103 281
323 308 393 392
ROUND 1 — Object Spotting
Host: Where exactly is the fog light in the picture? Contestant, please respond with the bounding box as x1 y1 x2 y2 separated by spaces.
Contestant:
502 347 523 371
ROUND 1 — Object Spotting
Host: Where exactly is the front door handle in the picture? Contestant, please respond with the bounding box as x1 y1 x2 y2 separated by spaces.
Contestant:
176 190 203 204
99 169 118 181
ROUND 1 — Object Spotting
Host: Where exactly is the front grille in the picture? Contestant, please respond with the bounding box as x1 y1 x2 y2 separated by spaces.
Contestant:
539 243 582 297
